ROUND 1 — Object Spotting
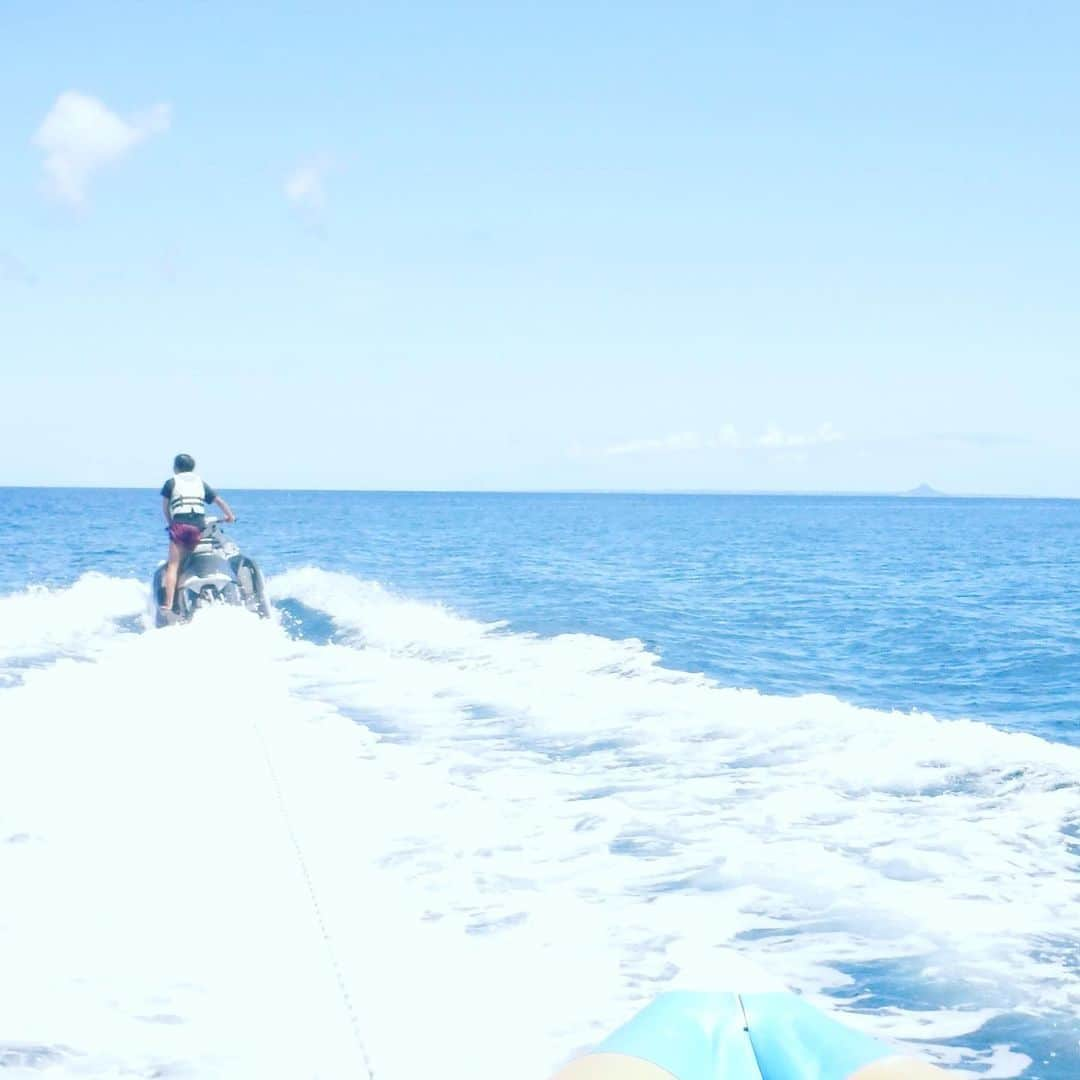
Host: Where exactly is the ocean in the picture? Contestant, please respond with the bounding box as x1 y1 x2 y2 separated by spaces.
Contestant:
1 488 1077 1078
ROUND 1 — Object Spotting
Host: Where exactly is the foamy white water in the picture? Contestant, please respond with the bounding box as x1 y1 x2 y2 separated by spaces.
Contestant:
0 572 146 671
1 571 1078 1077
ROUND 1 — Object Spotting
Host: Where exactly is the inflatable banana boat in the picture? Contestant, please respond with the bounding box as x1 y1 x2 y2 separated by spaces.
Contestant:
553 991 947 1080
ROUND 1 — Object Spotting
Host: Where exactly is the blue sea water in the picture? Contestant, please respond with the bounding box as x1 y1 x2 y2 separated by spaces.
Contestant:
5 488 1079 744
1 488 1078 1077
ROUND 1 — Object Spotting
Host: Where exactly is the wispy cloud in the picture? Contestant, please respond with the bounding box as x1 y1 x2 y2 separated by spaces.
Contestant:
603 430 734 456
285 157 332 212
0 250 37 286
597 423 842 458
756 422 844 449
33 92 171 206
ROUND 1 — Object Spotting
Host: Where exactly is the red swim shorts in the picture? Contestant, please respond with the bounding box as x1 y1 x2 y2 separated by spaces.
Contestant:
167 522 202 550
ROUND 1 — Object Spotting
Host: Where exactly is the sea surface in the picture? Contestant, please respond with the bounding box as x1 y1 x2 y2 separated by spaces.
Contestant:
1 488 1078 1077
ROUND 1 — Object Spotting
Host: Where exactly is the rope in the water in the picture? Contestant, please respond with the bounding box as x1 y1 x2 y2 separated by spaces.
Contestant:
251 716 376 1079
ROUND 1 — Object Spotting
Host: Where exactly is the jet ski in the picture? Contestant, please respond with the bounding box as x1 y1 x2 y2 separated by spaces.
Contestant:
152 518 270 627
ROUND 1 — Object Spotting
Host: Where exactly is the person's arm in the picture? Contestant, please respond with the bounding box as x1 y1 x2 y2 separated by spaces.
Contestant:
213 495 236 523
162 496 172 524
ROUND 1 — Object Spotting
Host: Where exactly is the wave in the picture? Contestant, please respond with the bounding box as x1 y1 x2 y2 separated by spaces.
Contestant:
0 573 147 690
1 569 1077 1077
0 572 147 659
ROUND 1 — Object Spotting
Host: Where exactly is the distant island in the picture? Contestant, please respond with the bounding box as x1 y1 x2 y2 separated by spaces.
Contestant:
899 483 948 498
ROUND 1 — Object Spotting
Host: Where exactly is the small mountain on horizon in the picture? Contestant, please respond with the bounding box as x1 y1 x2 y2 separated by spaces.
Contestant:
900 482 948 498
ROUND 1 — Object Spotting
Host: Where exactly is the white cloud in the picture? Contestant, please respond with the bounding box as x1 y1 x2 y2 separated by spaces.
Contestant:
285 158 331 211
713 424 741 449
604 431 704 456
602 427 740 456
33 92 171 206
756 422 844 449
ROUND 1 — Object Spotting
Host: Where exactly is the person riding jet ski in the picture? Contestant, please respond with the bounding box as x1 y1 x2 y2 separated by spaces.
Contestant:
159 453 236 623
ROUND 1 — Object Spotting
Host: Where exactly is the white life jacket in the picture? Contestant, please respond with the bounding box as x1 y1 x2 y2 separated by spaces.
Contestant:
170 472 207 518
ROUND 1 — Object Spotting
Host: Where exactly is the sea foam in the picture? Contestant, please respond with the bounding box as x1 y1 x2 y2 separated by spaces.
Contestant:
1 570 1077 1077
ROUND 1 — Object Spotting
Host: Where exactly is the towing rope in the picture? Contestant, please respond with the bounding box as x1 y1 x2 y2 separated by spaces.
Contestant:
251 716 376 1079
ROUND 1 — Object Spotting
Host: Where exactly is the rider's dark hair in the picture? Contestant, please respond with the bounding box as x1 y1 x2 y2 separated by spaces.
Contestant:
173 453 196 473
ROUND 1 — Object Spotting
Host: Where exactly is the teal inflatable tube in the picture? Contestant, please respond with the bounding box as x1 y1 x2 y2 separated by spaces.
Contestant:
595 991 896 1080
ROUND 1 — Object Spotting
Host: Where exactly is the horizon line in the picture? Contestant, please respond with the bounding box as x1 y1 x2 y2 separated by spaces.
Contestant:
0 484 1071 500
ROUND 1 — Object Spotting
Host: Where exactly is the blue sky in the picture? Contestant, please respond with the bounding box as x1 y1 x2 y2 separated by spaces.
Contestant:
2 2 1078 493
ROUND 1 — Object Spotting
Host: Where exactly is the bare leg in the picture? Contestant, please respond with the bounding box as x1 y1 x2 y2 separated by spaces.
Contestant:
162 541 183 611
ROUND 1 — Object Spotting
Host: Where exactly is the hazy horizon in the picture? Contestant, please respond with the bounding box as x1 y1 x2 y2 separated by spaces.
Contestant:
0 481 1065 500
